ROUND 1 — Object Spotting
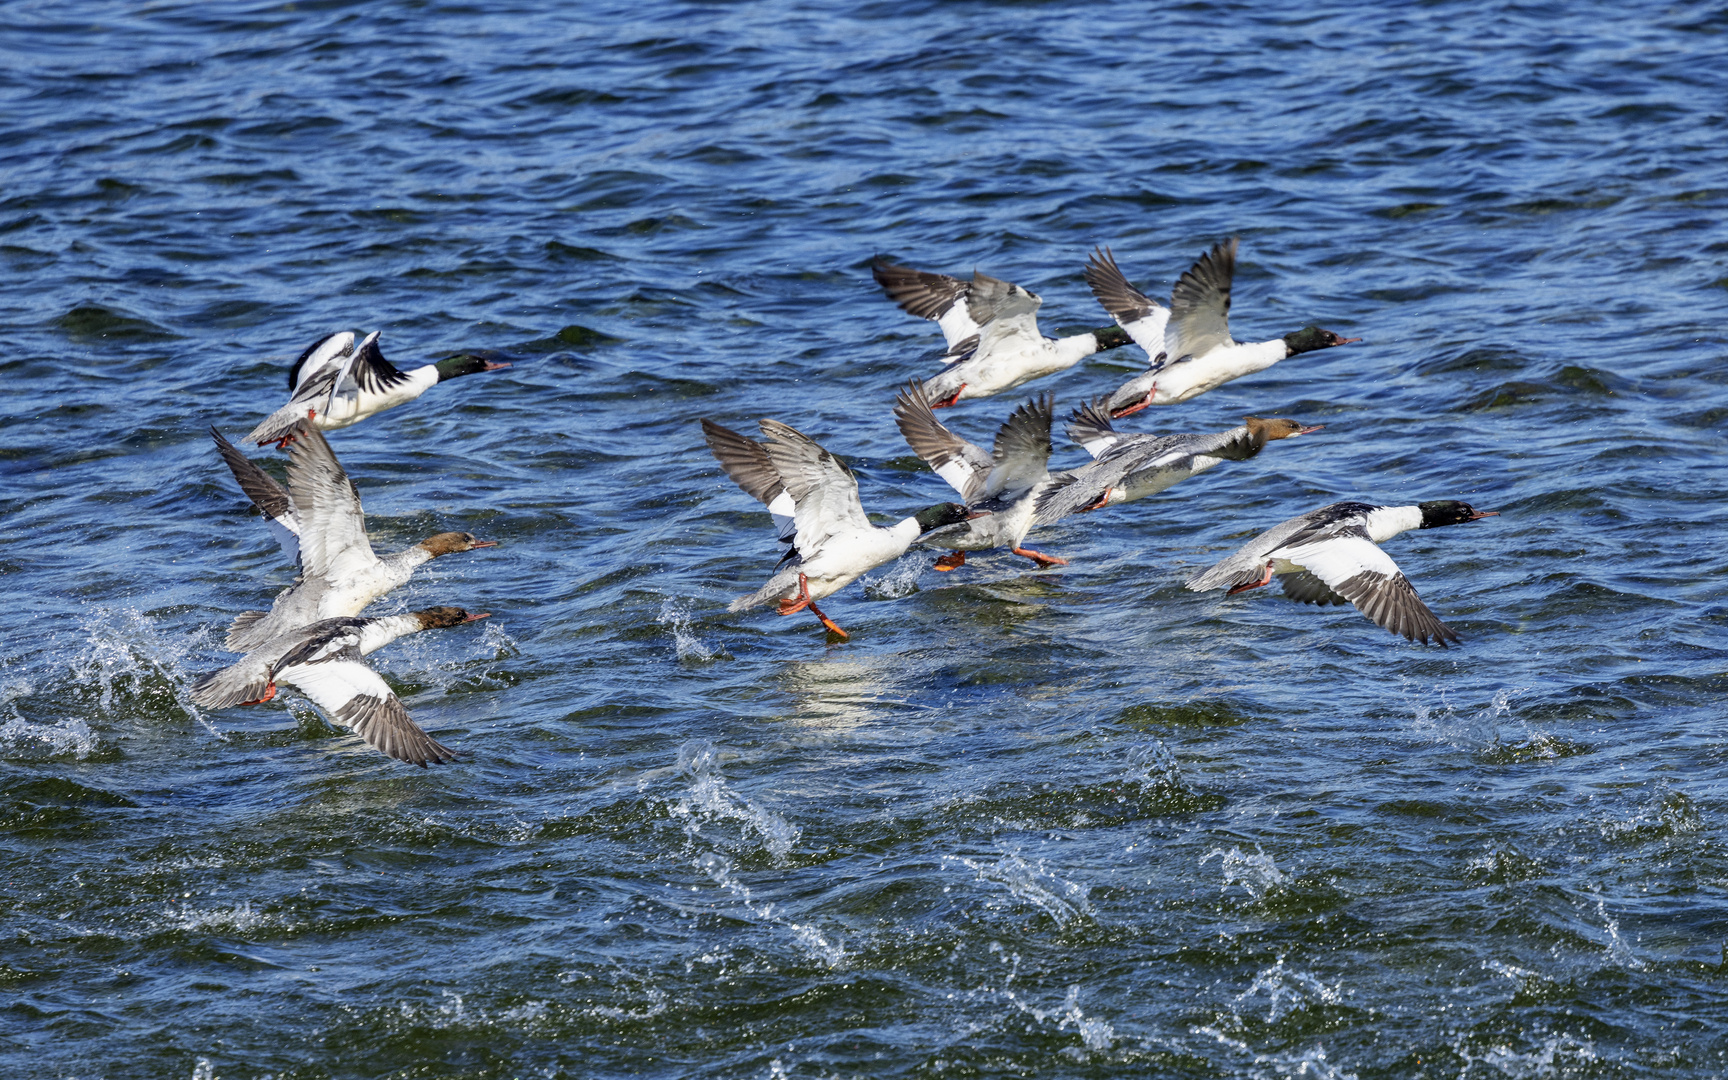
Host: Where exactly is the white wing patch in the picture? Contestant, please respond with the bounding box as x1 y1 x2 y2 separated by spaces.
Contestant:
1276 534 1401 585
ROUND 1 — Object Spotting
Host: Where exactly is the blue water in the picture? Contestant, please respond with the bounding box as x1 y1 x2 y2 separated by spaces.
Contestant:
4 2 1727 1077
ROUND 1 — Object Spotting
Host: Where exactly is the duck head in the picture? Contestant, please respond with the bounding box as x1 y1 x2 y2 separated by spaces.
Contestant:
413 607 491 629
1282 326 1361 356
1245 416 1324 443
418 531 500 557
434 350 514 380
1417 500 1498 529
913 502 971 534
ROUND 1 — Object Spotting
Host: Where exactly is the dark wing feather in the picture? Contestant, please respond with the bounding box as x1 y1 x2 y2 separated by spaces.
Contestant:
1331 570 1460 646
335 693 460 768
1064 396 1119 454
1084 246 1158 323
871 257 969 321
211 426 293 525
1279 570 1350 607
1167 237 1238 358
702 419 786 507
984 392 1053 502
893 380 990 502
349 334 413 395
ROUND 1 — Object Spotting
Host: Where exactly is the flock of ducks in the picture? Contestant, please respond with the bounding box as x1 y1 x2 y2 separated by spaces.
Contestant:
194 335 508 766
190 238 1495 767
704 239 1495 643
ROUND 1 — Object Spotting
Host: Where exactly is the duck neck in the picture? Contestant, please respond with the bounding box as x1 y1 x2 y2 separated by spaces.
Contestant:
355 614 426 656
1364 505 1423 543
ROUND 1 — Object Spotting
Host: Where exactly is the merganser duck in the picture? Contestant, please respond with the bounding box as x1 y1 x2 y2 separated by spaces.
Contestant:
1184 500 1497 645
192 606 488 766
219 420 497 652
246 330 510 447
1084 242 1360 417
871 257 1130 407
1033 400 1321 523
892 380 1064 571
702 418 968 639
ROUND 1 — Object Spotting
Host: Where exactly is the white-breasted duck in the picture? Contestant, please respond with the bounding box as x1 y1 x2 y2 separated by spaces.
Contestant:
1184 500 1497 646
871 257 1131 407
1085 241 1359 417
246 330 510 447
893 380 1064 572
1033 400 1321 523
217 420 496 652
702 418 968 639
192 606 488 767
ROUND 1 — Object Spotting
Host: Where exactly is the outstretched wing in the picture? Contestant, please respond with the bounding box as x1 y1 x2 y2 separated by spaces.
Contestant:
211 426 301 564
1279 533 1459 645
967 271 1043 351
1064 396 1121 458
871 257 980 351
701 419 797 542
284 657 459 767
1184 504 1357 593
1165 237 1237 360
286 421 377 583
1085 246 1170 356
286 331 356 393
893 380 991 501
757 419 873 556
983 392 1053 503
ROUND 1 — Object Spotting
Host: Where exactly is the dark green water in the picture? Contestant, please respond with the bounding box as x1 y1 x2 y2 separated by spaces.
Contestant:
3 2 1727 1077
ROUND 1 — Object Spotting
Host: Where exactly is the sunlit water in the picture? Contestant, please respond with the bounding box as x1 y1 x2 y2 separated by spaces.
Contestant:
3 2 1727 1077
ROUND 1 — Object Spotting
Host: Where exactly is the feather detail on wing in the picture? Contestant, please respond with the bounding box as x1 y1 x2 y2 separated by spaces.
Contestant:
190 654 276 709
1278 570 1350 607
1277 534 1458 645
702 419 797 542
1084 245 1172 359
211 426 301 564
286 331 356 393
871 258 978 350
285 421 377 584
983 392 1053 503
1064 397 1121 457
893 380 991 501
281 656 458 767
964 270 1041 328
757 420 873 556
1166 237 1237 360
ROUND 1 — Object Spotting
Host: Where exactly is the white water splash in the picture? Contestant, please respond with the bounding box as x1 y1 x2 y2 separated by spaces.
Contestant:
164 901 277 935
945 851 1094 927
192 1060 217 1080
1204 846 1290 901
861 554 924 599
1235 958 1345 1023
695 850 845 968
54 606 230 741
1595 898 1645 970
1458 1031 1598 1077
1407 684 1531 749
670 740 801 860
658 598 719 662
0 716 99 759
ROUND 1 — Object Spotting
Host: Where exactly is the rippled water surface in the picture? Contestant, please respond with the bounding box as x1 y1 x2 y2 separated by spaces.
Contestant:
4 2 1728 1077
